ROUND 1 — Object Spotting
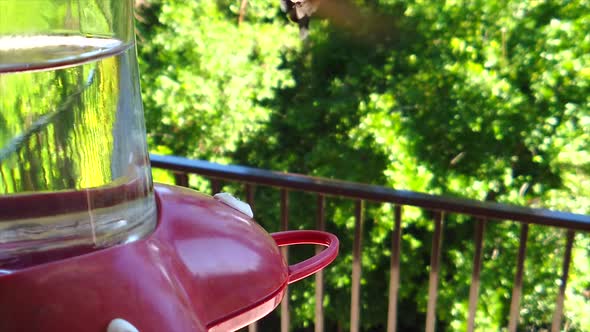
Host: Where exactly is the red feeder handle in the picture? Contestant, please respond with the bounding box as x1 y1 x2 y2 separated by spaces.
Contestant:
271 230 339 284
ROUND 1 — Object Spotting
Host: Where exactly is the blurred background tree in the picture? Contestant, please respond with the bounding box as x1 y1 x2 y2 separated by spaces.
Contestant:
136 0 590 330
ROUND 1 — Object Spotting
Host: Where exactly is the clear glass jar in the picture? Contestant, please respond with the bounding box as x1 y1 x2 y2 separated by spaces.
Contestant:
0 0 157 272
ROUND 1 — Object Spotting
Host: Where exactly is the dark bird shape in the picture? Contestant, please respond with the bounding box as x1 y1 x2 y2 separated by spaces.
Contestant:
280 0 320 39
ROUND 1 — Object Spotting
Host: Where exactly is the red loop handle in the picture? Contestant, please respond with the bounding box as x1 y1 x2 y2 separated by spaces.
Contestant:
271 230 339 284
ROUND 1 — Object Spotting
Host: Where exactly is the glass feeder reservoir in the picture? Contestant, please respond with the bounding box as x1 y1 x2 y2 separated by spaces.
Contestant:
0 0 156 271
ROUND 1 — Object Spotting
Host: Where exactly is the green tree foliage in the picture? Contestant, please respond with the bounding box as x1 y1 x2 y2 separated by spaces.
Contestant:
136 0 590 330
136 0 299 163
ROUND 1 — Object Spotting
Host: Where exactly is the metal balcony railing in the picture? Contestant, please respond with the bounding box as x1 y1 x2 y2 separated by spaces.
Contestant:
150 154 590 332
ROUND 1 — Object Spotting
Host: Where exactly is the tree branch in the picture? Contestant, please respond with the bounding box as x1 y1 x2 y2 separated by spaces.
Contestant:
238 0 248 26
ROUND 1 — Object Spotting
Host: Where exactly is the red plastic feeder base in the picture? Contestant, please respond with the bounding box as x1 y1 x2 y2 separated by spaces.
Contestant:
0 184 338 332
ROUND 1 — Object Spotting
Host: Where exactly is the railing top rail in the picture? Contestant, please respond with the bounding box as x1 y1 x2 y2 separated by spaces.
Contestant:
150 154 590 232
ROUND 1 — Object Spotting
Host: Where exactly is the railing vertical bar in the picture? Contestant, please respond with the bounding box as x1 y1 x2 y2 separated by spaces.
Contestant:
210 178 222 194
247 184 258 332
551 230 575 332
508 223 529 332
467 219 486 332
387 205 402 332
246 184 256 213
174 172 189 187
350 200 364 332
281 189 290 332
425 211 444 332
315 195 326 332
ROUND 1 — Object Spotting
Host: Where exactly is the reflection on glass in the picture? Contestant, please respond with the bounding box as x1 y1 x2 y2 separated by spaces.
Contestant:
0 35 156 271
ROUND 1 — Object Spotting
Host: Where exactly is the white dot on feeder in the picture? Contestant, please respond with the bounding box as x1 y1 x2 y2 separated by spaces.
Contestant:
214 192 254 218
107 318 139 332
